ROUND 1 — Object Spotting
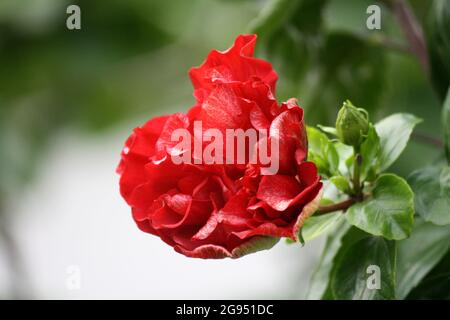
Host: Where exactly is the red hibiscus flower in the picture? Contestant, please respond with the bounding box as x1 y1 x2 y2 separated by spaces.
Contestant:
117 34 323 259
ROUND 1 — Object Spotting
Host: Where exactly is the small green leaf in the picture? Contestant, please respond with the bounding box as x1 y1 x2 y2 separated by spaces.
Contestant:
308 153 328 176
329 176 351 193
285 238 295 244
330 234 397 300
307 126 339 177
346 174 415 240
408 165 450 225
319 197 335 206
317 124 337 136
231 236 279 258
360 125 380 181
325 143 339 176
335 142 354 176
396 218 450 299
307 126 327 154
302 211 344 242
375 113 422 171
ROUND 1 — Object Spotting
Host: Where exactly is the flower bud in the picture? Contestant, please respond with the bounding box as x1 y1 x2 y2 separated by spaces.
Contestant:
335 100 369 147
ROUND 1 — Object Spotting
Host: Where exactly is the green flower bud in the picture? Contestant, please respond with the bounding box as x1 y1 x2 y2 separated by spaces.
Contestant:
335 100 369 147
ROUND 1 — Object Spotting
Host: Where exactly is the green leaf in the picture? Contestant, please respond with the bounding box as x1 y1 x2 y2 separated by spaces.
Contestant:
335 142 353 176
317 125 337 136
302 211 344 242
406 249 450 299
324 144 339 177
231 236 280 258
319 197 335 206
307 126 327 154
375 113 422 171
396 218 450 299
329 176 351 194
443 86 450 163
305 219 351 299
408 165 450 226
346 174 415 240
330 234 397 300
360 125 380 181
307 126 339 177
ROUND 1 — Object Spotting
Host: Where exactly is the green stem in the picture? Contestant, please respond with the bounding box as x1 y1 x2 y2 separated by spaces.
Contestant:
352 149 363 199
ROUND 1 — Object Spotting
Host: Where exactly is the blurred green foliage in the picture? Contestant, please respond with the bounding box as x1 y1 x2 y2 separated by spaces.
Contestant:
0 0 256 195
427 0 450 101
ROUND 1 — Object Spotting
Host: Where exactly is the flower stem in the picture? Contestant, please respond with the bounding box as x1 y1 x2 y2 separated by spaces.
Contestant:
352 150 363 199
316 193 371 215
316 198 357 214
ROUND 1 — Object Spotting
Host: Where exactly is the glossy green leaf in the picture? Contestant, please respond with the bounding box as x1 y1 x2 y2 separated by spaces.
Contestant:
335 142 353 176
408 165 450 225
302 212 344 242
317 125 337 136
346 174 415 240
396 218 450 299
304 219 351 299
375 113 422 171
406 250 450 299
330 235 397 300
329 176 351 194
307 126 339 177
360 125 380 181
319 197 335 206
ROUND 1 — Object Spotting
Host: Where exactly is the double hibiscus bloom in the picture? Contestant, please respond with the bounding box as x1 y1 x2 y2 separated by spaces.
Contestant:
117 35 323 259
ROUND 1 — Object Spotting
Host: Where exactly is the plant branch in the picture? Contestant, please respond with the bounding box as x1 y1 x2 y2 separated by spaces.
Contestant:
316 198 357 215
386 0 430 76
362 32 412 54
412 132 444 148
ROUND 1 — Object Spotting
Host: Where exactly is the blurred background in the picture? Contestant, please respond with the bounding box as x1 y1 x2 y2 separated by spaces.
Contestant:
0 0 444 299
